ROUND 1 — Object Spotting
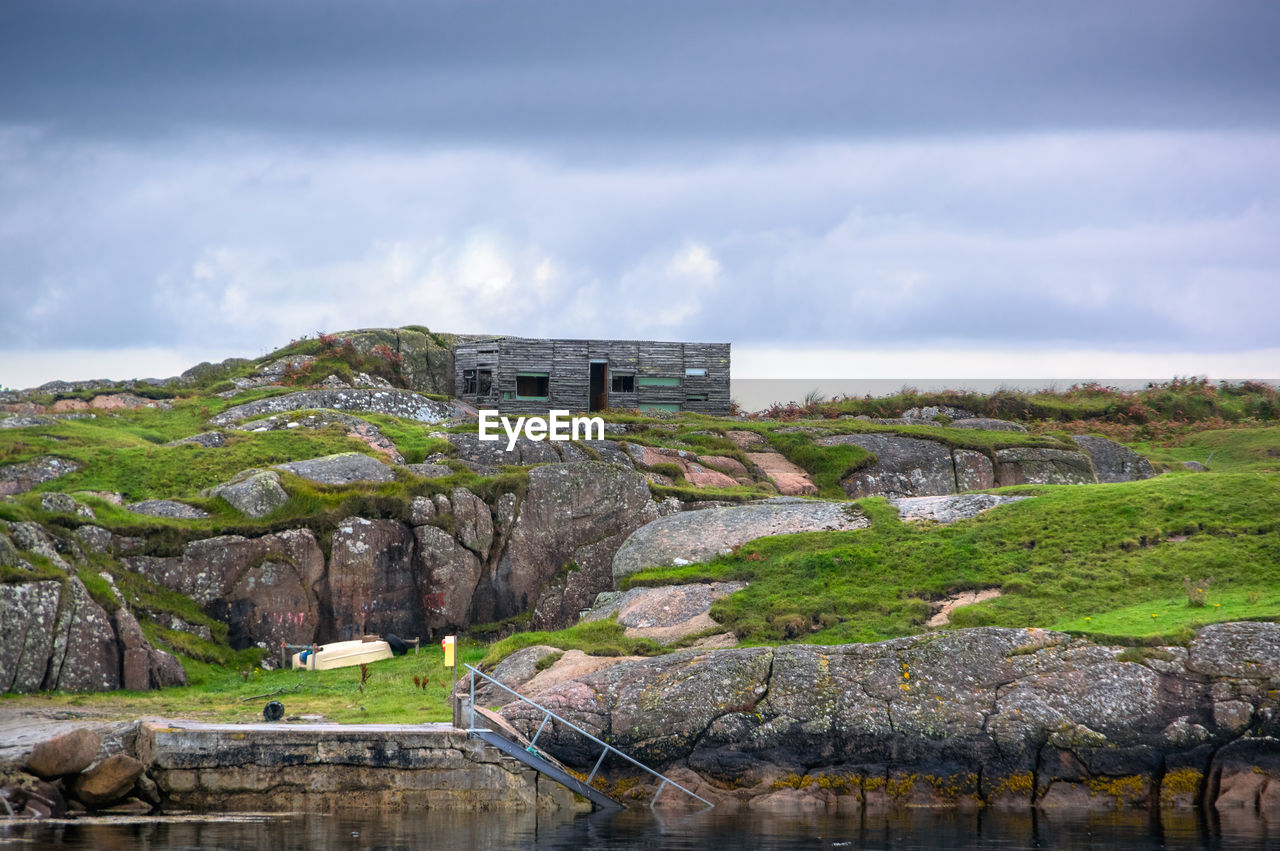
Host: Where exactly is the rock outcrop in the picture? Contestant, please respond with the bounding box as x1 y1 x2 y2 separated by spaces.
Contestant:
581 581 747 644
817 433 1148 497
210 388 454 426
499 623 1280 812
0 456 81 496
612 499 867 580
205 469 290 517
1071 435 1155 483
994 447 1096 486
0 575 184 693
274 452 396 485
890 494 1029 524
497 461 658 629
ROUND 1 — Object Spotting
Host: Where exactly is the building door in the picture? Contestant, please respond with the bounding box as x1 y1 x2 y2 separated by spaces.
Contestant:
589 361 608 412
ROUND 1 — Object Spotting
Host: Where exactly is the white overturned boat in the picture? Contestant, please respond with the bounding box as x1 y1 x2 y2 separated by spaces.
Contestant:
290 638 393 671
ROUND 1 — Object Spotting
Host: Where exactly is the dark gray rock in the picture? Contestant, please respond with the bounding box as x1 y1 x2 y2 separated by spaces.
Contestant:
206 469 289 517
613 501 867 581
1071 436 1155 483
39 493 94 518
951 417 1028 433
273 452 395 485
1182 460 1207 472
995 447 1096 486
1187 622 1280 679
8 521 71 570
818 434 957 498
0 456 81 496
124 500 210 520
210 388 453 426
328 517 420 639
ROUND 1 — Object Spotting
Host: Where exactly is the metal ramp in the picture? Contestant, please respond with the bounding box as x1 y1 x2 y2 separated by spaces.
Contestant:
471 727 623 810
462 664 713 811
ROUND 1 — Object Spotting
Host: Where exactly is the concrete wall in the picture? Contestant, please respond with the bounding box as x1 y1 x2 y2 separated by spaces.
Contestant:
138 721 587 813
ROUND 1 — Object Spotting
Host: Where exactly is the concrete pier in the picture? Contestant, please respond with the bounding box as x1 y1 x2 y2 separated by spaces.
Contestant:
137 721 588 813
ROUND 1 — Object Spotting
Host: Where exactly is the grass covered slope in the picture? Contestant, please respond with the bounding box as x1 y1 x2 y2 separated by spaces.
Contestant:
625 471 1280 646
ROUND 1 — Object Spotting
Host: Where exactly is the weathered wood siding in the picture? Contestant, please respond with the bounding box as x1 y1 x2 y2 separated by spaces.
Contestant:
454 337 731 415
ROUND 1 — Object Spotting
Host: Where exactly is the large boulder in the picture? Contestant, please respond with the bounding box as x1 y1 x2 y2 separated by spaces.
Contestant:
994 448 1096 486
327 517 419 640
207 469 289 517
890 494 1029 524
818 434 957 498
0 456 81 496
273 452 395 485
25 729 102 779
494 461 658 629
70 754 145 808
581 581 747 644
612 499 868 581
1070 436 1154 483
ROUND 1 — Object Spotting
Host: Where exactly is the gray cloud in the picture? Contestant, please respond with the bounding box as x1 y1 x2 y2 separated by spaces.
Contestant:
1 2 1278 386
2 1 1278 143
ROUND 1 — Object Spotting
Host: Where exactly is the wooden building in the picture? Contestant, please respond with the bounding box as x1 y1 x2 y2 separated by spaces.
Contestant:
453 337 731 415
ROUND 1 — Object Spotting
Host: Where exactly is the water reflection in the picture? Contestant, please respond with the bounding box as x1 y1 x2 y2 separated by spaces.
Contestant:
1 806 1275 850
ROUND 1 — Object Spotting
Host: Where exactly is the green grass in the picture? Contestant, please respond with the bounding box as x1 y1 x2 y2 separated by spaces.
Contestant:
620 473 1280 646
1052 586 1280 642
480 619 663 669
1 640 487 724
1137 426 1280 474
774 378 1279 426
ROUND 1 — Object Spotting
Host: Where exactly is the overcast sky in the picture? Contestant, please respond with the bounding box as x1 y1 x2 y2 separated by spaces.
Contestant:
3 0 1279 388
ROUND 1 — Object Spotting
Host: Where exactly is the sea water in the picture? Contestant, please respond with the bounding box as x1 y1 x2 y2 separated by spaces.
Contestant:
3 807 1275 850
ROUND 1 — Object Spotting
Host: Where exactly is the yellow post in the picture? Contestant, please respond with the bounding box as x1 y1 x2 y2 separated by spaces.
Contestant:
443 635 458 726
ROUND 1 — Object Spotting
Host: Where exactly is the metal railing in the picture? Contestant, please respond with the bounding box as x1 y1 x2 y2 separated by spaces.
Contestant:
464 664 713 809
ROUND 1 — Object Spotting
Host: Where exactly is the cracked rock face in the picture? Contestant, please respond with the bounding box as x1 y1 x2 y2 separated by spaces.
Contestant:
500 623 1280 811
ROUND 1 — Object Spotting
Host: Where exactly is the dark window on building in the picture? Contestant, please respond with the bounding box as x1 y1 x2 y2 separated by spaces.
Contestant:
686 393 707 402
611 373 635 393
463 369 493 396
516 373 550 399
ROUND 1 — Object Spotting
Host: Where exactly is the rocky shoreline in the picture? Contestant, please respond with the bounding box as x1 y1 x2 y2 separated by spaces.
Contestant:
490 622 1280 813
